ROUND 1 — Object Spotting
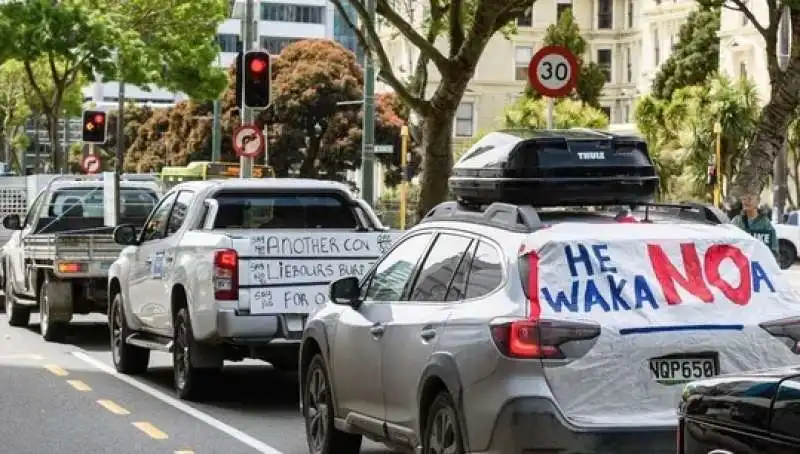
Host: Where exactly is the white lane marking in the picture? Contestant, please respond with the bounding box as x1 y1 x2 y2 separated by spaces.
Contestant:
71 351 284 454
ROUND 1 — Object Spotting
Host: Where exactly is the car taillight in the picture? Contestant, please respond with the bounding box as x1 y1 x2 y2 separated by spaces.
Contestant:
760 316 800 354
213 248 238 300
490 318 601 359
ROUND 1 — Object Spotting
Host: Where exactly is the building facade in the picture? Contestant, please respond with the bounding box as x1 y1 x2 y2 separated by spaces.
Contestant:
84 0 338 109
381 0 698 150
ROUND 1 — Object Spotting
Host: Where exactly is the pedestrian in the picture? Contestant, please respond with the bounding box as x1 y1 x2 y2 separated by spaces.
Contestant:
731 192 778 259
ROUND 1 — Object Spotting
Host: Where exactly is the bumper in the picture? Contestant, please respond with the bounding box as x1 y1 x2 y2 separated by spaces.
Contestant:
216 309 305 343
477 397 676 454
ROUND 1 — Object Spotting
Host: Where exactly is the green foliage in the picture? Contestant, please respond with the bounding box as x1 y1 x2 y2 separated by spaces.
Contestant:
504 97 609 129
651 6 721 100
635 74 760 201
537 9 606 107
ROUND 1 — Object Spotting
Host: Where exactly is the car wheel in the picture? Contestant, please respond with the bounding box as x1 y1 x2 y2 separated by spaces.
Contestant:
5 264 29 327
779 240 796 270
110 293 149 374
173 307 217 401
303 354 361 454
422 392 465 454
39 274 67 342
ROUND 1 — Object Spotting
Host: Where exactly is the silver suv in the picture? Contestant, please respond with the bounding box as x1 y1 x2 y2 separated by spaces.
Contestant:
297 198 800 454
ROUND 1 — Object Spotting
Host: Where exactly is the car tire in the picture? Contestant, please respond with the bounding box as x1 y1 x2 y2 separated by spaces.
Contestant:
303 354 361 454
779 240 796 270
39 273 67 342
422 391 465 454
173 307 218 401
110 293 150 375
5 264 29 327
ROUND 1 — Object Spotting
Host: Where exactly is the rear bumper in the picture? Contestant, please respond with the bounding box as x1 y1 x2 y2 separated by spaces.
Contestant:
216 309 304 343
476 397 676 454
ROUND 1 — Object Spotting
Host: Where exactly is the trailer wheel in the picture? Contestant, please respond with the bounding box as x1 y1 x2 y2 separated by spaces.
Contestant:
39 273 67 342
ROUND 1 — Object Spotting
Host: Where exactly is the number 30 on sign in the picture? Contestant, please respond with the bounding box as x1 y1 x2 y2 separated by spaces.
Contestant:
528 45 579 98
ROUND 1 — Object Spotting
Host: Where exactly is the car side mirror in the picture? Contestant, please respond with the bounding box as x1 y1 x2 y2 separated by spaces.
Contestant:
113 224 140 246
329 276 360 308
2 214 21 231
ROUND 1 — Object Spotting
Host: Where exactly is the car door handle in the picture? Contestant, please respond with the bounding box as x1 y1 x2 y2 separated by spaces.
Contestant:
369 324 384 337
420 329 436 341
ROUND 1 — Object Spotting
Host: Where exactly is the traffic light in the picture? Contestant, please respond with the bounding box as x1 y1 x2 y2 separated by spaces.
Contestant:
242 51 272 108
82 110 107 144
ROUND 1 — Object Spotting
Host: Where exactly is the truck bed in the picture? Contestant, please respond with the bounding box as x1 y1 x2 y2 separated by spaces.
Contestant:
24 233 124 278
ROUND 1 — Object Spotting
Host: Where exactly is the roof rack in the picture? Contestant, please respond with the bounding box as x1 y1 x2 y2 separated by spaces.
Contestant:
420 200 729 233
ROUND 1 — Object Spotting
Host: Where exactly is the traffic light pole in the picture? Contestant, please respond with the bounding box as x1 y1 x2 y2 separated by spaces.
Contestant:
114 82 125 224
360 0 376 206
239 0 255 178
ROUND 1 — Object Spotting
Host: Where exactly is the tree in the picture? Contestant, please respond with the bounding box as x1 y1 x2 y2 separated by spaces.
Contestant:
330 0 533 216
535 9 606 107
695 1 800 199
651 6 720 100
504 97 609 129
635 74 760 201
0 61 31 166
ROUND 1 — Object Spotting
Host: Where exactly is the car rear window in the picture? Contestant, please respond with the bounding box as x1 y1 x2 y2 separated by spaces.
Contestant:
48 187 158 220
212 192 358 229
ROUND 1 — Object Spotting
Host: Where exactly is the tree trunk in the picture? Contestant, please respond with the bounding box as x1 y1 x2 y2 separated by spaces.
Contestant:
416 108 456 218
730 68 800 198
47 114 59 173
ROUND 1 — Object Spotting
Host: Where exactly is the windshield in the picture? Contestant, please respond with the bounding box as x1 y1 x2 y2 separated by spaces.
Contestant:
212 192 358 229
47 187 159 221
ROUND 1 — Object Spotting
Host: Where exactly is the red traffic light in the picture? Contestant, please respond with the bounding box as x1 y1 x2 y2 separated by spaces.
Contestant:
250 58 267 74
93 114 105 124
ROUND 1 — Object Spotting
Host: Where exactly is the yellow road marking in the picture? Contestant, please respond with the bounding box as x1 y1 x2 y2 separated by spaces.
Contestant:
66 380 91 391
133 422 169 440
97 399 130 415
43 364 68 376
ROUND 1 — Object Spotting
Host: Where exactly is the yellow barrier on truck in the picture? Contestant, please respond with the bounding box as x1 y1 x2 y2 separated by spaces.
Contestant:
160 161 274 189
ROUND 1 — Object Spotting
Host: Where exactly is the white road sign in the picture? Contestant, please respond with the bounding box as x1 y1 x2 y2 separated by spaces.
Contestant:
232 125 265 158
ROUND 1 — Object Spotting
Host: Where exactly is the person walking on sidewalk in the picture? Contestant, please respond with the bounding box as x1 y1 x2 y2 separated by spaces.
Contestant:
731 192 779 260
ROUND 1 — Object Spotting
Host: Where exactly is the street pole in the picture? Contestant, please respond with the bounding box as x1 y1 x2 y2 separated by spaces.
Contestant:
360 0 376 205
399 125 409 229
546 97 554 129
114 82 125 224
212 99 221 162
713 121 722 208
239 0 254 178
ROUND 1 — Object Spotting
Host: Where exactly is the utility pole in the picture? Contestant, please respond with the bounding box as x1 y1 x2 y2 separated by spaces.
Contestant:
360 0 376 206
212 54 222 162
239 0 255 178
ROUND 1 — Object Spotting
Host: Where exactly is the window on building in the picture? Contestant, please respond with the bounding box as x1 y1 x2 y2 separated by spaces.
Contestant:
455 102 474 137
260 37 303 55
627 0 634 28
514 46 533 81
597 49 612 82
600 106 611 120
779 6 791 68
557 2 572 20
216 34 239 53
260 3 325 24
653 28 660 65
517 7 532 27
597 0 613 29
624 104 630 122
739 62 748 79
626 46 632 82
741 0 750 26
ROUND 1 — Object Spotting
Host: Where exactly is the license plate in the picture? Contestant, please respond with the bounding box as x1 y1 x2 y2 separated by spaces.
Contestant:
649 357 718 384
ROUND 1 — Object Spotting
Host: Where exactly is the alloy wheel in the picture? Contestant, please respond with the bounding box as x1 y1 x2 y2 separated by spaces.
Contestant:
174 319 190 391
39 284 49 336
111 303 123 365
428 406 458 454
305 366 329 453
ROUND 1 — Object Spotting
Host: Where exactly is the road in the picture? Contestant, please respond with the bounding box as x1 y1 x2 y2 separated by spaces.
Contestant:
0 314 390 454
3 267 800 454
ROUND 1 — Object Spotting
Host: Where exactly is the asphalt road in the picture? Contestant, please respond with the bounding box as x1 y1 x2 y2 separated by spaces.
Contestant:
3 267 800 454
0 313 391 454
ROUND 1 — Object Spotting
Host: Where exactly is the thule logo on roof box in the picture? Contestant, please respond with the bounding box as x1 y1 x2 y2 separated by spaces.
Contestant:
577 152 605 160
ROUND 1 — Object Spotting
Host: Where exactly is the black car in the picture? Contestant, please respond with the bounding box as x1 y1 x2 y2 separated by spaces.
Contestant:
679 366 800 454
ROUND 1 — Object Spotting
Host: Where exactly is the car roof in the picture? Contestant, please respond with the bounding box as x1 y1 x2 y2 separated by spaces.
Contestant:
170 178 354 194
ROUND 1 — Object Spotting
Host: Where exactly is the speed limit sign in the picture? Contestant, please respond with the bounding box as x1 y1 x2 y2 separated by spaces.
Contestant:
528 45 579 98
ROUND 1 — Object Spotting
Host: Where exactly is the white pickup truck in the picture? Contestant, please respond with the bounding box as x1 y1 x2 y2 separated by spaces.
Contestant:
108 178 400 400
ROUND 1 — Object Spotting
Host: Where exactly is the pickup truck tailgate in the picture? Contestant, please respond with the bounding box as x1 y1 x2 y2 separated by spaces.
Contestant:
231 230 401 315
25 233 123 278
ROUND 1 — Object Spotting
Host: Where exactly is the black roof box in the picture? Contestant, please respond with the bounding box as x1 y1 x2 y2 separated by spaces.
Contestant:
449 128 659 206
